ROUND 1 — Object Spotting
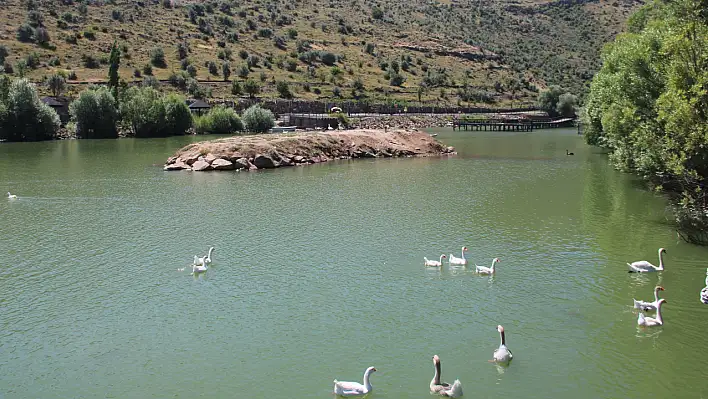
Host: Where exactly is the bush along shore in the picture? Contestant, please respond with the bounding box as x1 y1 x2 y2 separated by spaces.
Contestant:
164 129 455 171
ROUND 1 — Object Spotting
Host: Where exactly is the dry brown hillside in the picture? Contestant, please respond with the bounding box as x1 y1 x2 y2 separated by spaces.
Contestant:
0 0 642 105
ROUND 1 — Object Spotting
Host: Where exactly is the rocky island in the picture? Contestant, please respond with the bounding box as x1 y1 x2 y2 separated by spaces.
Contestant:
164 129 455 172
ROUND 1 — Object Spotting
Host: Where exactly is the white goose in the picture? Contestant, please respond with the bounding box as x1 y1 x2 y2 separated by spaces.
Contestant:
637 299 667 327
628 248 667 272
7 192 17 200
191 256 208 274
475 258 500 274
424 254 447 267
701 268 708 304
429 355 463 398
449 246 469 266
333 366 376 396
633 286 665 311
196 247 215 266
493 325 513 363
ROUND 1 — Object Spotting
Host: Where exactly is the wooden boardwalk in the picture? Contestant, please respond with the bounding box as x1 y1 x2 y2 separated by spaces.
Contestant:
452 118 575 132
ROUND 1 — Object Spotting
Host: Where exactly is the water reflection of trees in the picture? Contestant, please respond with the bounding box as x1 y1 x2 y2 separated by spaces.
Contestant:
581 154 671 258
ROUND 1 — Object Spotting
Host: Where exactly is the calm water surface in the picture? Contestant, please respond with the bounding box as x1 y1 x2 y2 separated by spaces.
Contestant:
1 129 707 398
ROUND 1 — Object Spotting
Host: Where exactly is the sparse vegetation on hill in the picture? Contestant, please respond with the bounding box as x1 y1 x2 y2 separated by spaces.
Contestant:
0 0 641 106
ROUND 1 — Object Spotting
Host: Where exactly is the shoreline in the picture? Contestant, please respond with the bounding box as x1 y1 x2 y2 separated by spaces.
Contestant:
164 129 455 172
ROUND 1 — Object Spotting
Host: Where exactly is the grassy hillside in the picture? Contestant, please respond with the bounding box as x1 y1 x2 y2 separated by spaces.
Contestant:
0 0 642 106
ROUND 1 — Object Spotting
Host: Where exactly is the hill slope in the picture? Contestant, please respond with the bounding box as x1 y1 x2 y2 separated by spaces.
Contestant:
0 0 642 105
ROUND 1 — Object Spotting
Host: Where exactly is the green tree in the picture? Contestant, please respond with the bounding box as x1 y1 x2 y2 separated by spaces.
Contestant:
108 40 121 99
0 78 60 141
243 78 260 98
276 80 292 98
121 87 192 137
231 80 242 96
556 93 577 118
242 104 274 133
537 86 565 117
163 94 193 136
583 0 708 244
222 61 231 81
69 86 119 139
46 73 66 97
194 105 243 134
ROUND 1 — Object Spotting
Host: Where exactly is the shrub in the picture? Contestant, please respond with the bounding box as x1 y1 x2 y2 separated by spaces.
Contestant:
46 73 66 96
0 45 9 65
320 51 336 66
177 42 189 60
17 24 34 42
34 27 50 44
231 80 242 96
14 59 28 77
207 60 218 75
163 94 192 135
285 59 297 72
242 104 274 133
0 79 60 141
48 56 60 66
238 49 249 59
111 9 123 21
120 86 191 137
83 30 96 40
372 6 384 20
150 47 166 68
194 105 243 134
186 78 210 98
82 54 100 68
143 63 153 76
222 62 231 81
142 75 160 89
69 86 118 139
237 64 249 78
246 55 260 68
243 79 261 98
187 64 198 77
27 10 43 27
25 52 40 69
276 80 292 98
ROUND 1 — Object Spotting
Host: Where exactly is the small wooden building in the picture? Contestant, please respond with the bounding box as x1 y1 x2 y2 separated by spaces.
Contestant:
188 99 211 116
42 96 70 125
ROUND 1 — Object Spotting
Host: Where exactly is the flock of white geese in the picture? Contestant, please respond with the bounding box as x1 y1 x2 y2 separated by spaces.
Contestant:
332 246 684 397
3 192 699 396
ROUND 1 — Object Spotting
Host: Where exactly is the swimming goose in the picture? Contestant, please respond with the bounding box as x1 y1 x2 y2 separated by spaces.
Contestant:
191 256 208 274
196 247 215 266
449 247 468 266
701 269 708 304
475 258 500 274
566 149 574 156
333 366 376 396
633 286 665 311
425 255 447 267
429 355 463 398
628 248 666 272
637 299 667 327
7 192 17 200
493 325 513 363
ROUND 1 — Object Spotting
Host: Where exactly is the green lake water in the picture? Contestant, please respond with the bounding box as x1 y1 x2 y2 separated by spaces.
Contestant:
1 128 707 398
